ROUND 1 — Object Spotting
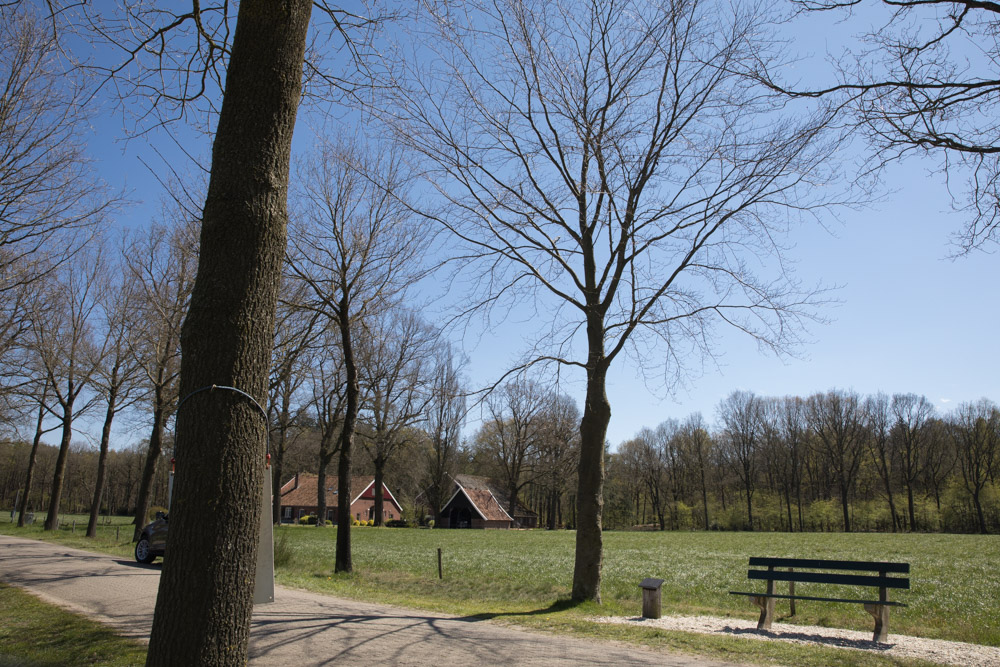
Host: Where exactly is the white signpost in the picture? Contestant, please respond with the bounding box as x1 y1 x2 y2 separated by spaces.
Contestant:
254 462 275 605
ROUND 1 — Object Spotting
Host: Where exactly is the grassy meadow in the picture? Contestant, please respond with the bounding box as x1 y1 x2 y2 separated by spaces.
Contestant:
3 514 999 666
275 526 1000 646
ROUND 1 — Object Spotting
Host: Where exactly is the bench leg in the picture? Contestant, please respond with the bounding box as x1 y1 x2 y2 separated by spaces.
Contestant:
863 603 889 643
750 595 775 630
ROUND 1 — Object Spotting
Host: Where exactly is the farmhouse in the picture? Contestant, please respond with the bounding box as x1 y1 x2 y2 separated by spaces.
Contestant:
279 472 403 523
438 474 538 529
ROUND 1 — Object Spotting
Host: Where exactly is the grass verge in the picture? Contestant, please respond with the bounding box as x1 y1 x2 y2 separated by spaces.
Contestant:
0 582 146 666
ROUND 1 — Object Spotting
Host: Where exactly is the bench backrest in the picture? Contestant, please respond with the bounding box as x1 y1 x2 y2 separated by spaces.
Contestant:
746 557 910 590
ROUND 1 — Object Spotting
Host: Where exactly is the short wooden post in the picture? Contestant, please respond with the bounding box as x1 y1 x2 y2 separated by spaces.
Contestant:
639 578 664 619
751 565 776 630
788 568 796 616
437 548 443 580
865 571 890 642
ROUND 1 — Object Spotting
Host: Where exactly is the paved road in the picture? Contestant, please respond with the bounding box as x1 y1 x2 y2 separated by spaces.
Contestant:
0 535 741 666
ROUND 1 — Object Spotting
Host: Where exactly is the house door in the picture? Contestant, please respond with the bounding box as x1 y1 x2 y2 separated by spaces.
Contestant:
452 507 472 529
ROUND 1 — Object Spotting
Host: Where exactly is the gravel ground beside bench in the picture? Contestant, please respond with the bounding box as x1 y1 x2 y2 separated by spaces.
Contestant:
595 614 1000 667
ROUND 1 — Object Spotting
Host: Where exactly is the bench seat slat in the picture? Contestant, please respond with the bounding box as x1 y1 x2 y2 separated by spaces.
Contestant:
748 557 909 574
748 569 910 589
730 591 907 607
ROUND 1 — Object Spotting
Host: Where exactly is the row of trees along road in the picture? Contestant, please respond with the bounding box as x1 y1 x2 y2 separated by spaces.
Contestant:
4 0 999 661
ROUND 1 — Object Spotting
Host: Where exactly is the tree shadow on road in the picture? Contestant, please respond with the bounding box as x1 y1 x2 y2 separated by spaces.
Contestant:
452 598 585 623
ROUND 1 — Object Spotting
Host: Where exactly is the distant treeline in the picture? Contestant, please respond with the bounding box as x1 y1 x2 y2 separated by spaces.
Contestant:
3 389 996 535
601 391 999 534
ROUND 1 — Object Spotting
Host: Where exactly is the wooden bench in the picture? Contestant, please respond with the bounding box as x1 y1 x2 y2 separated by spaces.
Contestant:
730 557 910 642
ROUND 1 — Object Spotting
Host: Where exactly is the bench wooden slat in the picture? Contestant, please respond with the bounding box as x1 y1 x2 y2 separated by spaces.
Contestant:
749 557 909 574
729 591 907 607
748 568 910 589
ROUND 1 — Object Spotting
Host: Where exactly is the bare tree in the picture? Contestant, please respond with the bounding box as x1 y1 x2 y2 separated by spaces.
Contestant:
287 137 427 570
865 392 900 532
358 309 435 526
771 0 1000 252
268 282 320 524
30 249 103 530
718 390 763 530
0 6 110 281
776 396 809 532
0 7 115 410
678 413 713 530
86 249 145 538
476 377 549 524
304 328 347 527
890 393 935 530
421 340 466 524
126 219 196 540
14 375 59 527
807 389 866 532
536 392 580 530
949 399 999 534
384 0 844 601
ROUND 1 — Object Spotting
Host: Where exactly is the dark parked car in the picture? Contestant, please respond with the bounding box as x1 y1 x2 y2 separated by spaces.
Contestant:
135 511 168 563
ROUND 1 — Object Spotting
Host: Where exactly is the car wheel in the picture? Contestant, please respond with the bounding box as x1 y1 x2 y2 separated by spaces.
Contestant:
135 537 155 564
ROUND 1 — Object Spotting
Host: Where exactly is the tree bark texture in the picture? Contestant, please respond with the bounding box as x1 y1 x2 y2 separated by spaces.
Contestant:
43 406 74 531
572 356 610 602
145 2 311 665
87 393 117 537
17 398 46 527
132 398 164 540
335 305 358 572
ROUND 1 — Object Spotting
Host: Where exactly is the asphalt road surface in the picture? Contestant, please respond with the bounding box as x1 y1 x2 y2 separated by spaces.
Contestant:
0 535 743 666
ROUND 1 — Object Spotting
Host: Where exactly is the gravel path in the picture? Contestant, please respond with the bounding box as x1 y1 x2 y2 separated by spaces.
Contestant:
596 615 1000 667
0 535 736 666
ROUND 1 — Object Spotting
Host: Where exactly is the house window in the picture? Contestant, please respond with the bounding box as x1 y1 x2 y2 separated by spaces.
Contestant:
356 513 360 520
283 507 291 519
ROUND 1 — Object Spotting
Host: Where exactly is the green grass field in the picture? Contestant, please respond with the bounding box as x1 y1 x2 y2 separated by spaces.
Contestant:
3 514 998 666
275 526 1000 647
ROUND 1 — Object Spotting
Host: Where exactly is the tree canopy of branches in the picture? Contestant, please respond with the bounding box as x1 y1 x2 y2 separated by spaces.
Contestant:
0 7 114 403
772 0 1000 252
385 0 845 602
287 137 427 570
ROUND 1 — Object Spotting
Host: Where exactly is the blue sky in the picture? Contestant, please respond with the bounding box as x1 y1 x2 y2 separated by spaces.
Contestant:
68 4 999 451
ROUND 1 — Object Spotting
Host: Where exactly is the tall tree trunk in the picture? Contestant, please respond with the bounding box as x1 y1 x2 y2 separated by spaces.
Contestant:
335 304 359 573
17 397 47 527
87 393 117 537
146 3 311 664
744 482 754 531
973 488 987 534
841 479 852 532
373 457 386 526
316 464 330 526
133 400 164 541
571 358 609 602
43 406 74 531
906 484 917 531
699 464 709 530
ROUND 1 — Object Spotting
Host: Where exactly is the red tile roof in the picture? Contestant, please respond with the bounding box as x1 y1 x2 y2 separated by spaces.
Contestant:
279 473 400 511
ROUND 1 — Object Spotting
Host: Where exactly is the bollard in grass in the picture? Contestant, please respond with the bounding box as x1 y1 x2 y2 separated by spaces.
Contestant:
438 548 443 580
